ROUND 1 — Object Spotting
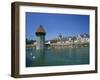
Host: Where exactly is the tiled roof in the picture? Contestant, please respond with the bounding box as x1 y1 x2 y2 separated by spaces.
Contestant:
36 25 45 33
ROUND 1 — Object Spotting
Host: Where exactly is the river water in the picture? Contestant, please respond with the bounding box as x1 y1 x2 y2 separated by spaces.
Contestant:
26 47 89 67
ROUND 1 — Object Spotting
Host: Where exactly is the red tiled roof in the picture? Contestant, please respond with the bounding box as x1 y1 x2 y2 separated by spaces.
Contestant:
36 25 45 33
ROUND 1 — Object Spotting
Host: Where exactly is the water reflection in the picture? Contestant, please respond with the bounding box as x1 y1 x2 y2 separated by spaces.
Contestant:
35 50 45 66
26 47 89 67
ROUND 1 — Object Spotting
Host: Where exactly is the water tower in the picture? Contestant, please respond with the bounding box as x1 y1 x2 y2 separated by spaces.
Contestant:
35 25 46 50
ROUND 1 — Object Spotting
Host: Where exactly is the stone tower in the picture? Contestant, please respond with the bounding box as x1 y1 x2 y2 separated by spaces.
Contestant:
35 25 46 50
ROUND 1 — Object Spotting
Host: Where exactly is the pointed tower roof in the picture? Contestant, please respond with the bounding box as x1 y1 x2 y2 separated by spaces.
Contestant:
36 25 46 35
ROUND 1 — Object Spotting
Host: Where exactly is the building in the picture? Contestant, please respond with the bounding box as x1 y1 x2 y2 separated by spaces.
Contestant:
77 33 89 43
26 28 89 48
35 25 46 50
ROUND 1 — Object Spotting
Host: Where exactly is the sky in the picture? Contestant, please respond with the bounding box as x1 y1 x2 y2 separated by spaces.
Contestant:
26 12 89 40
